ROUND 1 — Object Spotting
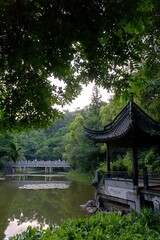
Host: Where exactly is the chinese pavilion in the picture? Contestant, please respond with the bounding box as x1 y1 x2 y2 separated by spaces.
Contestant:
84 101 160 187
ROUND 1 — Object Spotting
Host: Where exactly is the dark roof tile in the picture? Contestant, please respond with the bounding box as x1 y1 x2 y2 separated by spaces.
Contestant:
84 101 160 147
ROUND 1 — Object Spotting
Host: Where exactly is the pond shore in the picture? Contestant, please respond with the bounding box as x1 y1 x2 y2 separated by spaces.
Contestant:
66 171 93 185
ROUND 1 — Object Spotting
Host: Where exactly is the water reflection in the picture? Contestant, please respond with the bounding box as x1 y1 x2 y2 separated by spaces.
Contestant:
0 174 93 239
4 215 49 240
10 175 71 190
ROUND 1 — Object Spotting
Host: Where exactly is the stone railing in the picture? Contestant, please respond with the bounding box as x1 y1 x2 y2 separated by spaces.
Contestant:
12 160 70 168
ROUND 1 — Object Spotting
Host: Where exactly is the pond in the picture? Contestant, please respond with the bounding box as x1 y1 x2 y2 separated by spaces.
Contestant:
0 174 94 239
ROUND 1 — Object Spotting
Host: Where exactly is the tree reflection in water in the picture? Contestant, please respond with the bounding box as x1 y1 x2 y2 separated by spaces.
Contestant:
0 175 93 239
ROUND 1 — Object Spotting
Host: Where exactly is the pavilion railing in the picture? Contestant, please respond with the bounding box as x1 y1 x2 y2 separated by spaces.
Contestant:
143 169 160 190
93 169 160 189
104 171 133 181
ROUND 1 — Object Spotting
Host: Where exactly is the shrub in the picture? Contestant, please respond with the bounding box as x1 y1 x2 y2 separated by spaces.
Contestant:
111 151 132 172
10 208 160 240
138 148 160 171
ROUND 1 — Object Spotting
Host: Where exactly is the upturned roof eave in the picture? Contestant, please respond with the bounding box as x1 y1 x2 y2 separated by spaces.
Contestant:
84 101 132 140
85 124 132 143
84 101 160 145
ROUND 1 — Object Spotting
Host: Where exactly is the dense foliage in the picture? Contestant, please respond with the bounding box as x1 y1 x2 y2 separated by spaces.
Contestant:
1 0 160 130
0 93 159 174
10 208 160 240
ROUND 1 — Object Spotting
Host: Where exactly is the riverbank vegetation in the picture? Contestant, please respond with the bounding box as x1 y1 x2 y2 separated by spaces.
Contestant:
66 171 93 185
10 208 160 240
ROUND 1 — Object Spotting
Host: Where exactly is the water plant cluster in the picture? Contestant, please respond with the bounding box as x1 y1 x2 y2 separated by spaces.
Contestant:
10 208 160 240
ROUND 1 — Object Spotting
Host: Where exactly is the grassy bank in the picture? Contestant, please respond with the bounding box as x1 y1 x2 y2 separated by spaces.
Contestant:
10 208 160 239
66 171 93 185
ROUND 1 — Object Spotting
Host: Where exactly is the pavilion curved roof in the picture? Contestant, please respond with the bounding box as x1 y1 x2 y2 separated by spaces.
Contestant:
84 101 160 148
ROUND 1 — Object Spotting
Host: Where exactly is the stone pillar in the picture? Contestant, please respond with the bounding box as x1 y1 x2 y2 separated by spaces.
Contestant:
153 197 160 211
106 143 111 178
45 167 49 174
132 144 138 187
130 108 138 187
106 143 110 172
143 167 148 189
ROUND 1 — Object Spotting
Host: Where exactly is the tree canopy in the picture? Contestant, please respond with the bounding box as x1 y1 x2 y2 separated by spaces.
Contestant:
1 0 160 130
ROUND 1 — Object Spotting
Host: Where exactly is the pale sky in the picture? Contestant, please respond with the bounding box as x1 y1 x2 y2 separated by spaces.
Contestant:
49 77 113 111
63 83 112 111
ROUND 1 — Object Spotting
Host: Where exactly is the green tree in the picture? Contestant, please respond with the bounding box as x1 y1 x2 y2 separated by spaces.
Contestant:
15 130 47 160
85 85 104 131
63 112 103 172
1 0 159 130
89 85 103 109
51 127 68 160
0 133 25 168
12 113 74 161
99 99 123 126
35 146 50 160
113 69 160 121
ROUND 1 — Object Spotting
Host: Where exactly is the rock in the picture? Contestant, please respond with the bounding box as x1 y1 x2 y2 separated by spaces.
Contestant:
86 206 97 214
86 200 94 207
80 204 87 209
80 200 97 214
80 200 95 209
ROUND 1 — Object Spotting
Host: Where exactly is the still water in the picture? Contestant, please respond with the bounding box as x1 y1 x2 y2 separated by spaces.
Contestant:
0 174 94 239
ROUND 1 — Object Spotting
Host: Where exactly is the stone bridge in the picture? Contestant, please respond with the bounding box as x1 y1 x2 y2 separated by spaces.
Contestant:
12 160 70 174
